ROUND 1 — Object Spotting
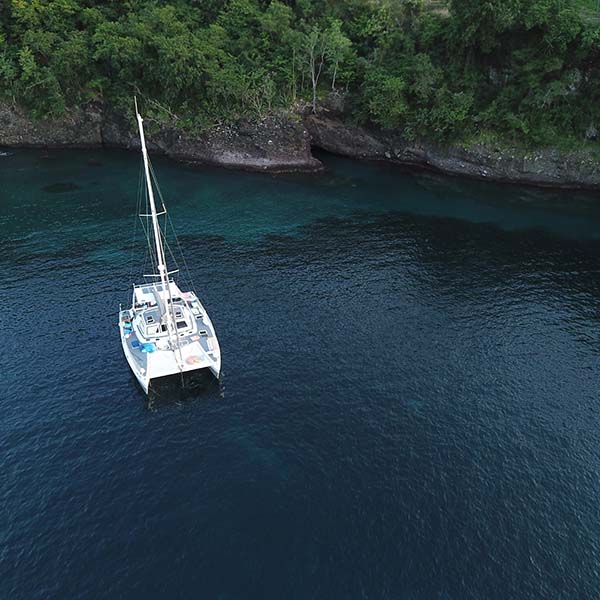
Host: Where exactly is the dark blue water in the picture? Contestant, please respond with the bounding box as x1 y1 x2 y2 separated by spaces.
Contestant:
2 148 600 599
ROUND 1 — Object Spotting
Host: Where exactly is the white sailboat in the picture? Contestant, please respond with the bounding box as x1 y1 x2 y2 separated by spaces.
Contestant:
118 101 221 394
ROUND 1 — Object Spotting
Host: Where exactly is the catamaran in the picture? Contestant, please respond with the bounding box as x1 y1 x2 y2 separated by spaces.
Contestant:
118 101 221 394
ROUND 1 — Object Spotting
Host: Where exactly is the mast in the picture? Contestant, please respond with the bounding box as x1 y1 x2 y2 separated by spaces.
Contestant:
134 98 178 347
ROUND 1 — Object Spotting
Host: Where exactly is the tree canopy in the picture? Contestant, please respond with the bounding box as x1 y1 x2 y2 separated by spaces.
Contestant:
0 0 598 145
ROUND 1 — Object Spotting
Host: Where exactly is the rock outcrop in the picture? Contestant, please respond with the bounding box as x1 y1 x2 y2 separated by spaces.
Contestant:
0 102 103 147
304 112 600 190
0 102 321 173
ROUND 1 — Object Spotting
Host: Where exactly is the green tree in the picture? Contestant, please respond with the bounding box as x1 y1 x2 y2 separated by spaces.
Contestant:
325 19 353 90
364 69 408 129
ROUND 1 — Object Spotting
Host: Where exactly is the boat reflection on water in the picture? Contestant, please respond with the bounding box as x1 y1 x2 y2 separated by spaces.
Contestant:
144 369 222 409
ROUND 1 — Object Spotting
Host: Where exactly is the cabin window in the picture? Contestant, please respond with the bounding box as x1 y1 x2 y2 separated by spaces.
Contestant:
176 321 187 330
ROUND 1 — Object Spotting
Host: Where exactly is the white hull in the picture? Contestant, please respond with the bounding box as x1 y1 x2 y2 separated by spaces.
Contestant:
119 282 221 395
120 329 220 393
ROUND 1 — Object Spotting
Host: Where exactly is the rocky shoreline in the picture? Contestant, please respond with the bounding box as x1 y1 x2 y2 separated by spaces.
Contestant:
0 102 321 174
1 101 599 189
305 113 600 190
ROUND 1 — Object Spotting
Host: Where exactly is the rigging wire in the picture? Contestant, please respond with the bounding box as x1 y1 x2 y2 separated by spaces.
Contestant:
148 159 197 292
133 154 197 294
129 159 145 285
139 180 157 278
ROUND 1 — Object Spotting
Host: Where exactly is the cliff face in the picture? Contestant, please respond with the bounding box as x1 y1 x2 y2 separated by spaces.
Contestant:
304 113 600 190
0 103 103 147
0 102 321 173
101 108 321 172
1 101 599 189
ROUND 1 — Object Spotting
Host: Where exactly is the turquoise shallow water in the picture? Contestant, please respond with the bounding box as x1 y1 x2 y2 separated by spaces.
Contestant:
2 148 600 599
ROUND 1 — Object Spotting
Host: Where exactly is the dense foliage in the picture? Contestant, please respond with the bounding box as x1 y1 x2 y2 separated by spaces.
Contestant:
0 0 599 145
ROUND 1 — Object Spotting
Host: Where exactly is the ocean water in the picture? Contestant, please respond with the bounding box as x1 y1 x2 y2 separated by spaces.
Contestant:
2 148 600 599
